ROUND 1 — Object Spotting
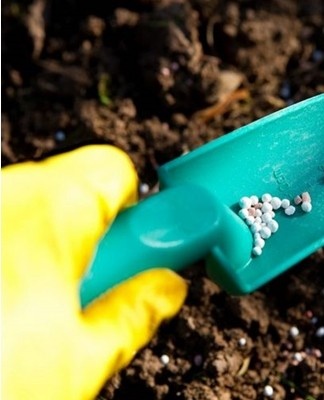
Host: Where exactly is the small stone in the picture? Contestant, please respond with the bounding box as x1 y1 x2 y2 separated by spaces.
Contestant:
280 81 291 99
171 62 179 71
193 354 203 366
312 49 324 62
293 352 303 362
289 326 299 337
315 326 324 338
263 385 274 397
161 67 171 77
160 354 170 365
139 183 150 195
54 130 66 141
285 341 293 350
312 348 322 358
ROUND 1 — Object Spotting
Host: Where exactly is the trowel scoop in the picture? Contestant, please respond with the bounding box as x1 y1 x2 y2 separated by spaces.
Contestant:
80 94 324 307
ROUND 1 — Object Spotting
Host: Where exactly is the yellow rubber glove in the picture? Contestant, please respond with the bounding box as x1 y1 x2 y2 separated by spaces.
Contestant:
1 145 187 400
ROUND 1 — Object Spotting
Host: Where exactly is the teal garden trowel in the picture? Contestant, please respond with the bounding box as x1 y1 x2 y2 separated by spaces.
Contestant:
80 94 324 307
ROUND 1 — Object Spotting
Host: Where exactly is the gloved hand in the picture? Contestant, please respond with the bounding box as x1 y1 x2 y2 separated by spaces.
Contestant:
2 145 187 400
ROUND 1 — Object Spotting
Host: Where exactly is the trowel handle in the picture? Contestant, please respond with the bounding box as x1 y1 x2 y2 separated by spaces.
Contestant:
79 184 252 307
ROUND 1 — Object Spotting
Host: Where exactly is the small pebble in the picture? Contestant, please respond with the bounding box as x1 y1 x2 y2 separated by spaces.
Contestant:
263 385 274 397
315 326 324 338
193 354 203 366
54 130 66 141
312 348 322 358
280 81 291 99
293 352 303 362
312 49 324 62
270 197 282 210
238 337 247 347
289 326 299 337
281 199 290 209
285 341 293 350
161 67 171 77
301 201 312 212
171 62 179 71
284 205 296 216
139 183 150 195
160 354 170 365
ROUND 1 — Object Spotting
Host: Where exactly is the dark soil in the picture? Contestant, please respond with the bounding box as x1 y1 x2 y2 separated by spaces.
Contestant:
2 0 324 399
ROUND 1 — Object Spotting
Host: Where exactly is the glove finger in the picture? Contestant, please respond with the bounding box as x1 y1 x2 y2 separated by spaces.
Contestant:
3 145 138 284
79 269 187 397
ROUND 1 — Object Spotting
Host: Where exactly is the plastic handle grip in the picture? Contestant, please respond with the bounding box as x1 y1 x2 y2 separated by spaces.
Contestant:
79 184 252 307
